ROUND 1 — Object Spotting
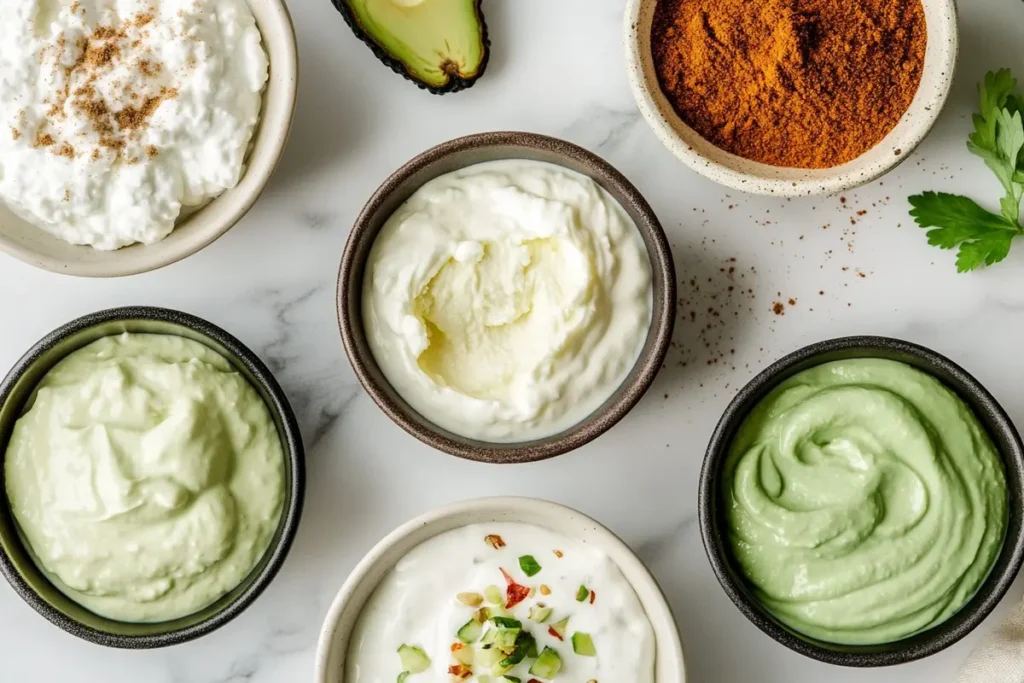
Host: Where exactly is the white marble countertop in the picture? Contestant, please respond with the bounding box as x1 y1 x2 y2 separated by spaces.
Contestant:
3 0 1024 681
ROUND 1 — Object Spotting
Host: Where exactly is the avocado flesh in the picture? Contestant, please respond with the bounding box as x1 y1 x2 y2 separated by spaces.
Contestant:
345 0 486 89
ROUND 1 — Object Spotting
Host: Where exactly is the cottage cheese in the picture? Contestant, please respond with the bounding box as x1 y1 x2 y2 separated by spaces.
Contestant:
0 0 269 250
363 160 654 443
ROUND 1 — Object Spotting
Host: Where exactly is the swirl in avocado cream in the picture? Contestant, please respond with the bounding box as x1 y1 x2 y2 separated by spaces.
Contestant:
724 359 1007 645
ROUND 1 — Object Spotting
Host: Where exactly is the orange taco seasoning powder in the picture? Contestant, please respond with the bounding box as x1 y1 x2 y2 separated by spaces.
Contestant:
651 0 927 169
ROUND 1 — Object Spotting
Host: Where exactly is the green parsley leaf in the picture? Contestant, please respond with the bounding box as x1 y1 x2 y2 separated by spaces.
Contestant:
911 70 1024 271
518 555 542 577
908 192 1018 271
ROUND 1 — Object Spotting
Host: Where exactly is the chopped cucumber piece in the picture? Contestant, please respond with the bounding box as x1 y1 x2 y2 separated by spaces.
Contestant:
457 619 483 644
528 647 563 679
498 631 535 668
576 585 589 602
481 627 497 645
549 617 570 640
478 645 502 667
452 643 474 666
572 632 597 656
518 555 542 577
502 678 521 683
485 585 504 604
528 605 553 623
397 644 430 674
494 627 521 651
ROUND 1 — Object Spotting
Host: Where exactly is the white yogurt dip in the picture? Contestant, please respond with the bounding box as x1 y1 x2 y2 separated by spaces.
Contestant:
363 160 654 442
346 523 656 683
0 0 269 249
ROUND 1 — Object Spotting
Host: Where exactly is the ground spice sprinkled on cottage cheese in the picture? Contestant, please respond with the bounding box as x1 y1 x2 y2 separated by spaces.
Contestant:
0 0 269 249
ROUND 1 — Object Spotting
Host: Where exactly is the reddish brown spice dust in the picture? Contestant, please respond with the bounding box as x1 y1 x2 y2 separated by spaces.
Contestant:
651 0 927 168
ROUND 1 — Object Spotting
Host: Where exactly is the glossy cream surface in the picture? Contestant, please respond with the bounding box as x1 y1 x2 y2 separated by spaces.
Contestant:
4 333 285 622
363 160 653 442
724 359 1008 644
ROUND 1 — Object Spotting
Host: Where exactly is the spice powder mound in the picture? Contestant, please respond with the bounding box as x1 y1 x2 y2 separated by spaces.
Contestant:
651 0 927 168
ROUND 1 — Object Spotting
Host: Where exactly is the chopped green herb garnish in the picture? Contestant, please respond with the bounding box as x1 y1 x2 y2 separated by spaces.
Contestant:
490 616 522 629
572 632 597 656
909 69 1024 271
397 673 409 683
498 631 536 668
576 584 589 602
528 646 563 679
397 644 430 674
518 555 542 577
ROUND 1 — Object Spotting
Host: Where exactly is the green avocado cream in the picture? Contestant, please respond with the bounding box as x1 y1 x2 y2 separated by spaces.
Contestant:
724 358 1007 645
4 333 284 623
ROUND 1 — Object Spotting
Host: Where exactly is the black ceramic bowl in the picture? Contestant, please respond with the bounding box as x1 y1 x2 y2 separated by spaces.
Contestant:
338 132 676 464
700 336 1024 667
0 307 305 648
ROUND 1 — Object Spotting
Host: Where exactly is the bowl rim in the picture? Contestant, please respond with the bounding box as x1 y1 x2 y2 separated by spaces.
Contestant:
623 0 960 197
698 335 1024 666
313 495 687 683
0 0 299 278
0 305 306 648
336 131 676 464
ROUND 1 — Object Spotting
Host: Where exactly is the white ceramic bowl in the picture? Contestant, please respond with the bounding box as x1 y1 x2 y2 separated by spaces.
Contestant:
624 0 958 197
315 497 686 683
0 0 298 277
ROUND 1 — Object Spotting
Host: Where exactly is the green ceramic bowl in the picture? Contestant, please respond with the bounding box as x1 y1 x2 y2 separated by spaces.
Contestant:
0 307 305 648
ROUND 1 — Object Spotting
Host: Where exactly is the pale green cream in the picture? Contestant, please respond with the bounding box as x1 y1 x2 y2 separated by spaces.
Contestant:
724 359 1007 645
4 333 285 623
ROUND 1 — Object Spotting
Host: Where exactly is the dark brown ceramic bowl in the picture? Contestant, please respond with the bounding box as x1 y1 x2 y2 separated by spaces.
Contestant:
337 132 676 463
0 307 305 648
700 336 1024 667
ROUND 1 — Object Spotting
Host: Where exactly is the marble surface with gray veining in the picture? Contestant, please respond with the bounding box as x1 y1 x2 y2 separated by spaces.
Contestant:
3 1 1024 681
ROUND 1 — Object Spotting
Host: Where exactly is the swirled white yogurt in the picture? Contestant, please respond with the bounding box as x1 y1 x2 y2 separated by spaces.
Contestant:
346 523 656 683
363 160 654 442
0 0 268 249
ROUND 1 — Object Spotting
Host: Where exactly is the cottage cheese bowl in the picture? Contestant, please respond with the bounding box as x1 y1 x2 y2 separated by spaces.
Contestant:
340 133 676 462
700 337 1024 666
315 497 686 683
0 307 305 648
0 0 297 276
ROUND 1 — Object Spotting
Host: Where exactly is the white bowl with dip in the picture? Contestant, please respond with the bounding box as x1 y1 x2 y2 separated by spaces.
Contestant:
0 0 298 277
315 496 686 683
624 0 958 196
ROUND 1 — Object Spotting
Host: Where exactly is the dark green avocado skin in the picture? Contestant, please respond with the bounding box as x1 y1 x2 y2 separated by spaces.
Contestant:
329 0 491 95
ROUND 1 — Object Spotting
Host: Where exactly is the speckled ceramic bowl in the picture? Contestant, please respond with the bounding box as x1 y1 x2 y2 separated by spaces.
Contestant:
0 307 305 648
700 336 1024 666
0 0 298 277
624 0 958 196
314 496 686 683
337 132 676 464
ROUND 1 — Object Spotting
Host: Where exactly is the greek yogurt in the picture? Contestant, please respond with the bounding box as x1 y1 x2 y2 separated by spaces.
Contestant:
0 0 269 249
363 160 654 442
346 523 656 683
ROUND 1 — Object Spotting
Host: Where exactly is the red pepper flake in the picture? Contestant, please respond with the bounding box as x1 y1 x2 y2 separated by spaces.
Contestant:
528 679 543 683
500 567 530 609
450 642 464 653
484 534 506 549
589 590 596 605
548 626 564 641
448 664 472 679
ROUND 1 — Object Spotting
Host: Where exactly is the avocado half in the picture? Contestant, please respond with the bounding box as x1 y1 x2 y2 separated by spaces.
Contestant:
332 0 490 95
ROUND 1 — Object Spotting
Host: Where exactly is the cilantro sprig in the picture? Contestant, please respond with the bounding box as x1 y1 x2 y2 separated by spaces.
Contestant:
909 69 1024 272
